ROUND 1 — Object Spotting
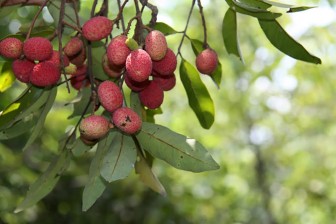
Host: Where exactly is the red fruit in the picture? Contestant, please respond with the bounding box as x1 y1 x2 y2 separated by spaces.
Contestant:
106 35 131 68
126 49 152 82
69 48 86 66
124 73 150 92
82 16 113 41
12 59 35 83
152 48 177 76
0 37 23 59
46 50 70 68
79 115 110 140
30 61 61 87
145 30 167 61
195 48 218 75
97 80 123 113
102 54 122 78
64 37 83 57
139 81 164 109
112 107 142 134
70 65 89 90
153 73 176 91
23 37 53 61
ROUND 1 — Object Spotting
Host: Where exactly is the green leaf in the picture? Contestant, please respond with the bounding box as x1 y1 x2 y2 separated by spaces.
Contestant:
47 1 78 34
239 0 271 9
225 0 281 20
153 22 178 36
222 9 243 61
232 0 270 12
0 86 44 129
287 6 316 13
130 91 143 117
82 134 114 211
91 46 109 80
190 38 203 56
67 88 93 119
0 115 37 140
179 59 215 129
137 122 220 172
100 133 137 182
23 87 57 151
262 0 293 8
258 19 322 64
135 152 166 196
0 62 15 92
71 138 94 157
15 150 71 213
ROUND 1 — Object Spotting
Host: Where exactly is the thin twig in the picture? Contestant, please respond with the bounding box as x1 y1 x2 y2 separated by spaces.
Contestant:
116 0 127 32
26 0 50 40
139 0 158 27
196 0 208 48
0 0 43 7
176 0 196 57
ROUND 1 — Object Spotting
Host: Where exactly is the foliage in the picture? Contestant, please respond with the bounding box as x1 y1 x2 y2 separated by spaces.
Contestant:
0 0 334 223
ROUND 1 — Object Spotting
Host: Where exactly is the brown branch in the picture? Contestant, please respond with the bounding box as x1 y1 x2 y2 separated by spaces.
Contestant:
196 0 208 48
26 0 50 39
116 0 128 31
139 0 158 28
0 0 44 7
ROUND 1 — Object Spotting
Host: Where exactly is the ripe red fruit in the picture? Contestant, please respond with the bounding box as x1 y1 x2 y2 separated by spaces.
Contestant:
64 37 83 57
0 37 23 59
79 115 110 140
124 72 150 92
46 50 70 68
97 80 123 113
126 49 152 82
139 81 164 109
70 65 89 90
30 61 61 87
153 73 176 91
145 30 167 61
102 54 122 78
106 35 131 68
82 16 113 41
12 59 35 83
112 107 142 134
69 48 86 66
195 48 218 75
152 48 177 76
23 37 53 61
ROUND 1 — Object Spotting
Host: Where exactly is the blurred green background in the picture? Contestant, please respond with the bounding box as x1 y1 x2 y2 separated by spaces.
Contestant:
1 0 336 223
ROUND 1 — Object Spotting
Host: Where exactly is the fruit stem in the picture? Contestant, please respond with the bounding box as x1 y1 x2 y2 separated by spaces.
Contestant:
25 0 50 40
176 0 196 57
196 0 208 49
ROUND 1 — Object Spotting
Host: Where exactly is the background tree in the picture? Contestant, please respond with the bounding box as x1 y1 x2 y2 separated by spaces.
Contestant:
0 0 335 223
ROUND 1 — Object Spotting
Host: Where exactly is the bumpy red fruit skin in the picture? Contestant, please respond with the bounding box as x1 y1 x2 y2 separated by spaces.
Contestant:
12 59 35 83
46 50 70 68
139 81 164 109
98 80 123 113
30 61 61 87
153 73 176 91
0 37 23 59
102 54 122 78
79 115 110 140
64 37 83 57
112 107 142 134
195 48 218 75
152 48 177 76
69 48 86 66
106 35 131 68
145 30 167 61
126 49 152 82
82 16 113 41
124 72 150 92
70 65 89 90
23 37 53 61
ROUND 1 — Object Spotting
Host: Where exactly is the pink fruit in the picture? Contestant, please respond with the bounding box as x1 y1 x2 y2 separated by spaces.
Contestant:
0 37 23 59
63 37 83 57
23 37 53 61
153 73 176 91
126 49 152 82
139 81 164 109
70 65 89 90
106 35 131 68
82 16 113 41
12 59 35 83
112 107 142 134
102 54 122 78
97 80 123 113
30 61 61 87
79 115 110 140
69 48 86 66
145 30 167 61
124 72 150 92
46 50 70 68
152 48 177 76
195 48 218 75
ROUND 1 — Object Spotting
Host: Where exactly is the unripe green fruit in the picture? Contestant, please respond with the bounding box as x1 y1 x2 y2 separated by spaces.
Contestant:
195 48 218 75
125 38 139 51
112 107 142 134
79 115 110 140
